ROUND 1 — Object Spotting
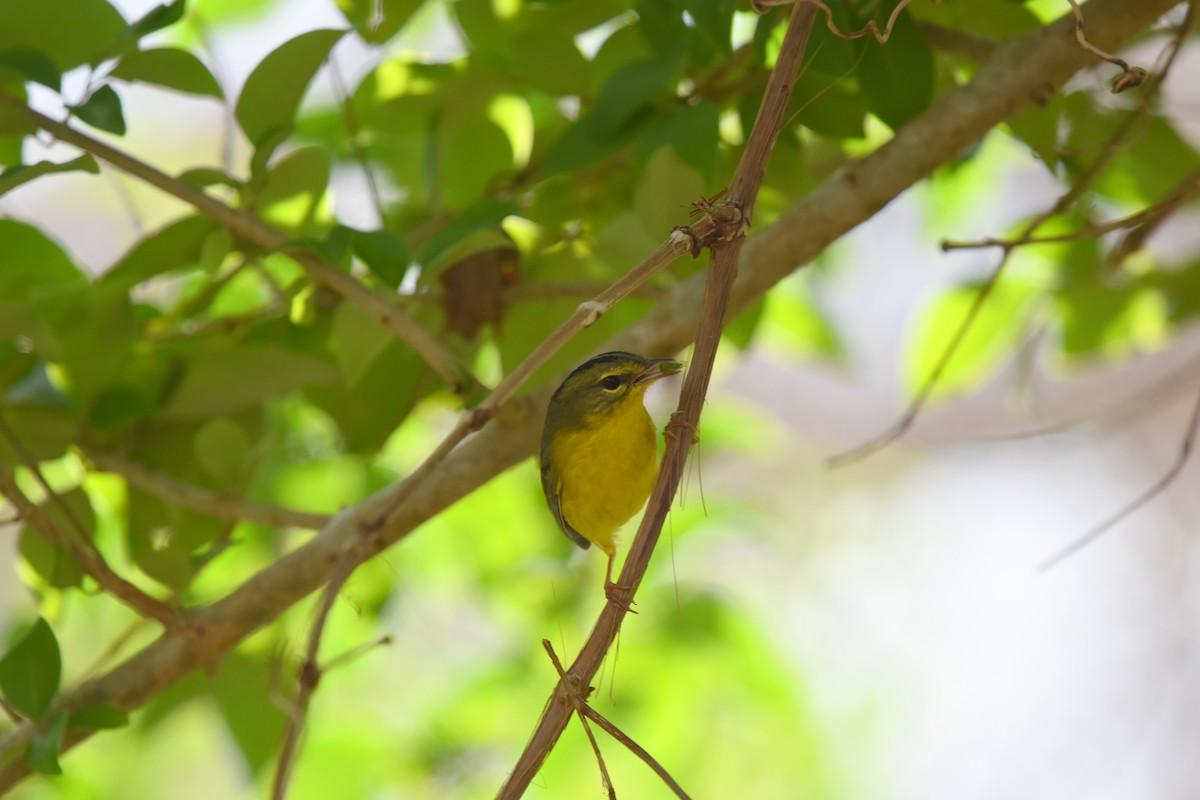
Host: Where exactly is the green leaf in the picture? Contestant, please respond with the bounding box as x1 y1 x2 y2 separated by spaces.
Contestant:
0 219 87 300
0 48 61 90
194 417 249 487
540 113 637 174
907 0 1041 39
351 228 410 286
69 85 126 135
164 343 339 419
178 166 241 190
0 155 99 198
906 279 1037 399
632 147 706 242
416 199 517 267
0 618 62 719
19 524 83 589
255 145 331 235
437 99 514 208
26 711 68 775
333 0 421 43
332 301 393 387
1006 97 1063 170
16 488 96 589
34 283 136 408
110 48 223 98
789 70 868 139
636 100 720 178
307 341 426 453
759 275 843 360
89 384 155 430
101 215 219 292
0 404 78 464
683 0 736 57
235 28 345 147
0 0 127 71
128 0 185 39
211 654 287 772
1055 284 1167 359
590 46 683 139
725 295 766 350
855 9 934 131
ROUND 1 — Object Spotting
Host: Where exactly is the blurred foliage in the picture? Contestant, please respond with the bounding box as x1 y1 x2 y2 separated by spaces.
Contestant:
0 0 1197 797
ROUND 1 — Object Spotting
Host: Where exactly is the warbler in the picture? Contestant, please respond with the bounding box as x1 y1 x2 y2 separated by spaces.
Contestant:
540 351 682 602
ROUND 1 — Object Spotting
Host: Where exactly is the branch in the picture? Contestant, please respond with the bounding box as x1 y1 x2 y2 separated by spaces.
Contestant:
0 94 474 398
0 0 1176 789
498 3 819 793
84 450 330 530
541 640 691 800
0 420 176 627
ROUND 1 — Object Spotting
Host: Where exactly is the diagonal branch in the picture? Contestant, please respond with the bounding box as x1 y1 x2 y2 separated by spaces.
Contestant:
0 0 1176 789
0 93 474 398
0 462 175 627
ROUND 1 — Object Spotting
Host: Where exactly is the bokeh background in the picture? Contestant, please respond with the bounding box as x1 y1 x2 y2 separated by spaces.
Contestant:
3 1 1200 798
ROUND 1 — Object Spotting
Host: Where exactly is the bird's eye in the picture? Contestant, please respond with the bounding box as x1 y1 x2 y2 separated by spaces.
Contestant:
600 375 622 391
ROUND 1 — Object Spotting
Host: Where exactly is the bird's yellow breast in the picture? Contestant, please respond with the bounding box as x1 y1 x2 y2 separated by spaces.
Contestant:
548 392 659 556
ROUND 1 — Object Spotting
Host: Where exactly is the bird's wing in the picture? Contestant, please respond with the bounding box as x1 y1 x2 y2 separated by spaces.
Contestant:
541 458 591 551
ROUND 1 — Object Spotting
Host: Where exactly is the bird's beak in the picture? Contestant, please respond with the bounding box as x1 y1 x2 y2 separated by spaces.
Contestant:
633 358 683 387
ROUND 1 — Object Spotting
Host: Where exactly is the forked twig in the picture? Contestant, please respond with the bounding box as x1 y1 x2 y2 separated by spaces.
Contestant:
271 556 357 800
0 419 175 626
541 641 691 800
1038 377 1200 571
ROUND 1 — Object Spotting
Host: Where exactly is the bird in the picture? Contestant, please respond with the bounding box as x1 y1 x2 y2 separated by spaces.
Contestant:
540 351 681 605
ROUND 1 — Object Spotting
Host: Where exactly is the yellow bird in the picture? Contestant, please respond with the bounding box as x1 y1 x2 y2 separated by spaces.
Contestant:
540 351 681 601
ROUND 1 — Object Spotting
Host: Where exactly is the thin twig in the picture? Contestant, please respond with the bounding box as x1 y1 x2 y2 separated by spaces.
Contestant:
754 0 916 44
85 450 331 530
1038 376 1200 571
541 642 617 799
542 641 692 800
1066 0 1147 92
319 634 393 673
941 168 1200 252
0 421 176 626
271 557 357 800
0 93 474 398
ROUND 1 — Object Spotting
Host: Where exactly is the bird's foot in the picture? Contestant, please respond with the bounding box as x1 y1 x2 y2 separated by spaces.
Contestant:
604 579 638 614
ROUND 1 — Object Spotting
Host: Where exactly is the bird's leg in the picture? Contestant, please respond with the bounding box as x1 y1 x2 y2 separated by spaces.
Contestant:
603 554 637 613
